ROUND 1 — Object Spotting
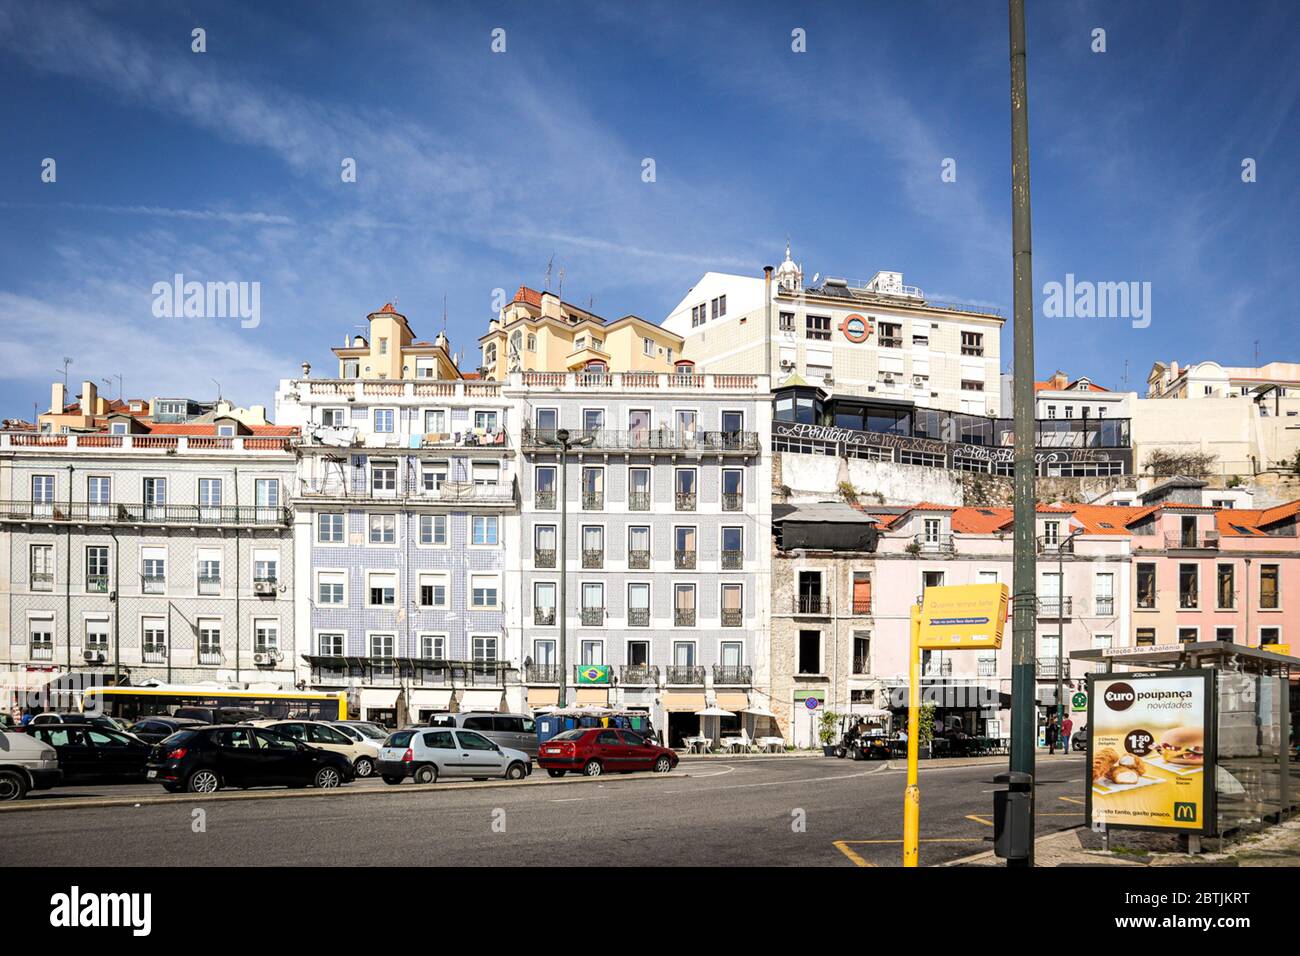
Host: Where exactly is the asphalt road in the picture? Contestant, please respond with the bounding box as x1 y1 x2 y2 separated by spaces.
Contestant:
0 755 1087 866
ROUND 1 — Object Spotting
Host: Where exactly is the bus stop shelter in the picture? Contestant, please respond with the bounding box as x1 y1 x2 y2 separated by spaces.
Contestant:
1071 640 1299 838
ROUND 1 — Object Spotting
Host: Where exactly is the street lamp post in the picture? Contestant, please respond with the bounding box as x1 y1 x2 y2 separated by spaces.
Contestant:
541 427 594 708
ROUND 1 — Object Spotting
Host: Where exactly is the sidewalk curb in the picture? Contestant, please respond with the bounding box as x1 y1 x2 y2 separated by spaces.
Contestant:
941 824 1086 867
0 768 686 814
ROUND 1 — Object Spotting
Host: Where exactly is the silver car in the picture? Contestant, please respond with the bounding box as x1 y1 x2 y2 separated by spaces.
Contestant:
377 727 532 785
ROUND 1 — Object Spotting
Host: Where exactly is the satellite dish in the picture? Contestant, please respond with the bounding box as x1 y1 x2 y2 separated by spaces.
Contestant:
810 273 819 286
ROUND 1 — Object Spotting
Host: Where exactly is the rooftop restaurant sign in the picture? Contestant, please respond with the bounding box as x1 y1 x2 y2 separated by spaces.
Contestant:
772 421 1131 470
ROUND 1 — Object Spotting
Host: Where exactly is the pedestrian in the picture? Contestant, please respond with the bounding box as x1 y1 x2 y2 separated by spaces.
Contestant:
1062 715 1074 755
1045 715 1058 755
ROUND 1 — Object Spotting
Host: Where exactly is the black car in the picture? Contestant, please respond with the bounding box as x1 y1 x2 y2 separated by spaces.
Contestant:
145 725 355 793
127 716 208 745
26 724 152 784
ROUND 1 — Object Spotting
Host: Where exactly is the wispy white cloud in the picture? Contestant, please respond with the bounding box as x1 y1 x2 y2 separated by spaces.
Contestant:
0 202 292 224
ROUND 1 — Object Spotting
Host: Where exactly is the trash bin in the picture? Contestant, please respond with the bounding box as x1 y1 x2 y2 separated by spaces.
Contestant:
993 770 1033 861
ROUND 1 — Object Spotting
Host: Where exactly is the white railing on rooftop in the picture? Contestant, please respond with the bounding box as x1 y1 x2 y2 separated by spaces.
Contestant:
511 370 767 392
0 433 294 453
295 379 503 401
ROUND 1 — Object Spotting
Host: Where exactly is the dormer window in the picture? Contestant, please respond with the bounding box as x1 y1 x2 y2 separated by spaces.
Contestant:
110 422 127 435
217 424 236 437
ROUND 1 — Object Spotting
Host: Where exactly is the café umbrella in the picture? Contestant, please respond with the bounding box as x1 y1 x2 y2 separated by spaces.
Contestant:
695 704 736 746
742 702 777 740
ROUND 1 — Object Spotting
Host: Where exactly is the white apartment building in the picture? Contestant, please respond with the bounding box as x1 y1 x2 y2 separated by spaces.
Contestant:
663 243 1005 416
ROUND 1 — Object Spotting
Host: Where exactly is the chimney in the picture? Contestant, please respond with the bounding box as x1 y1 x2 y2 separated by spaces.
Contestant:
301 361 311 378
50 381 66 414
249 404 267 424
80 380 98 417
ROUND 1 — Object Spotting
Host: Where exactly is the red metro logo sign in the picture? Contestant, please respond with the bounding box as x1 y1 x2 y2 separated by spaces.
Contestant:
840 313 873 343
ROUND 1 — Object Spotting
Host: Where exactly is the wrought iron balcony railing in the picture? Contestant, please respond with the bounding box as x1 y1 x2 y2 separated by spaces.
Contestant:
620 664 659 685
722 492 743 512
1036 596 1073 618
675 492 697 511
86 575 110 593
533 609 556 627
912 534 955 554
852 598 872 616
534 548 556 569
666 665 705 685
628 492 651 511
674 608 697 627
627 549 650 570
525 663 561 683
721 608 743 627
521 424 760 454
674 550 696 570
582 492 604 510
535 490 556 510
1164 531 1220 550
713 664 751 685
0 500 292 527
582 549 604 569
627 608 650 627
721 549 743 570
795 595 831 615
581 607 605 627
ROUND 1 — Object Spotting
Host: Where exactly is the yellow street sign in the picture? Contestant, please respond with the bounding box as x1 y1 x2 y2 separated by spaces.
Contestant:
917 583 1009 650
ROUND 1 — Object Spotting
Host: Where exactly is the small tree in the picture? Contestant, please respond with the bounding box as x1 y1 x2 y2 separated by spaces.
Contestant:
917 703 937 748
1144 448 1219 478
818 710 841 746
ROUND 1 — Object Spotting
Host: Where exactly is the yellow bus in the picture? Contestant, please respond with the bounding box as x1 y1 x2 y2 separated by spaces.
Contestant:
81 684 348 723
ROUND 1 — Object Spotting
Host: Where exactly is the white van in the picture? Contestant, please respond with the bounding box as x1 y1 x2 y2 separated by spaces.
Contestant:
0 731 62 800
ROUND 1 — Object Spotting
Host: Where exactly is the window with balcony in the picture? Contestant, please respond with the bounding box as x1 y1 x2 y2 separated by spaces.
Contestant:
419 514 447 546
85 546 110 593
318 512 344 543
473 410 499 433
582 408 605 432
253 550 278 587
533 582 557 626
581 640 604 666
534 466 557 509
722 469 743 511
628 526 651 569
198 620 222 664
674 468 697 511
852 572 872 615
674 526 696 569
143 477 167 511
720 584 742 627
422 408 448 434
30 544 53 591
853 632 870 674
721 526 743 569
581 525 604 568
530 524 556 568
581 582 605 626
198 478 222 518
143 619 167 663
254 619 279 654
29 618 53 661
797 570 825 614
531 640 557 682
1093 573 1115 616
318 632 344 657
422 460 449 492
140 548 167 594
674 584 696 627
581 467 604 510
961 331 984 356
32 474 54 513
1179 564 1199 609
627 583 650 627
1136 563 1156 609
1260 564 1280 610
87 476 111 517
628 467 651 511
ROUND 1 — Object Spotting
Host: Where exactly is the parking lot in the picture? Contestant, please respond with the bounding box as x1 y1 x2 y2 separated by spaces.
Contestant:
0 755 1086 866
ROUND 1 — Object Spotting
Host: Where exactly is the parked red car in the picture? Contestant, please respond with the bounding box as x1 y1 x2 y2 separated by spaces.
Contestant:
537 728 677 777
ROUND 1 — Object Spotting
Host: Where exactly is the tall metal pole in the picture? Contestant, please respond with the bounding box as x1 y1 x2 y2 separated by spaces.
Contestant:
557 443 568 708
1008 0 1038 866
1057 540 1065 745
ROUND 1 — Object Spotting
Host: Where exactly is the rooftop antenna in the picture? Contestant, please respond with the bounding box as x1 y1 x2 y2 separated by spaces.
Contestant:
58 356 72 390
442 293 448 333
1254 340 1260 366
211 378 222 402
557 266 565 304
545 254 554 291
1121 359 1129 389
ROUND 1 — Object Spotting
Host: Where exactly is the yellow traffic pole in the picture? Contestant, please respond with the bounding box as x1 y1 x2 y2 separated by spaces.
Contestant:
903 604 921 867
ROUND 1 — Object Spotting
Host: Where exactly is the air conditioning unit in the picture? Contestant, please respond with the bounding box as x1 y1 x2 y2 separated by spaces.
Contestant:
253 652 270 666
779 359 795 370
82 650 106 663
822 374 834 384
882 374 895 385
253 580 275 596
912 376 925 387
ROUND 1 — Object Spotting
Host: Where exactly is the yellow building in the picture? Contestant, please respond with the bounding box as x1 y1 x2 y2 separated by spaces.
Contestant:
332 303 463 380
477 287 684 380
39 380 150 433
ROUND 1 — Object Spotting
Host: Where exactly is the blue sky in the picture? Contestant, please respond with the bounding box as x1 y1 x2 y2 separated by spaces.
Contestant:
0 0 1296 417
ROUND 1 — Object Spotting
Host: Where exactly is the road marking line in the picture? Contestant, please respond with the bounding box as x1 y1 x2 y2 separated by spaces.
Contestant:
1059 795 1085 805
660 762 889 794
966 814 993 827
833 840 874 867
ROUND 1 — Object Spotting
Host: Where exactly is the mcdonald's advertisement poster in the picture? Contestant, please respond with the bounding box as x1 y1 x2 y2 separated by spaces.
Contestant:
1086 670 1213 834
